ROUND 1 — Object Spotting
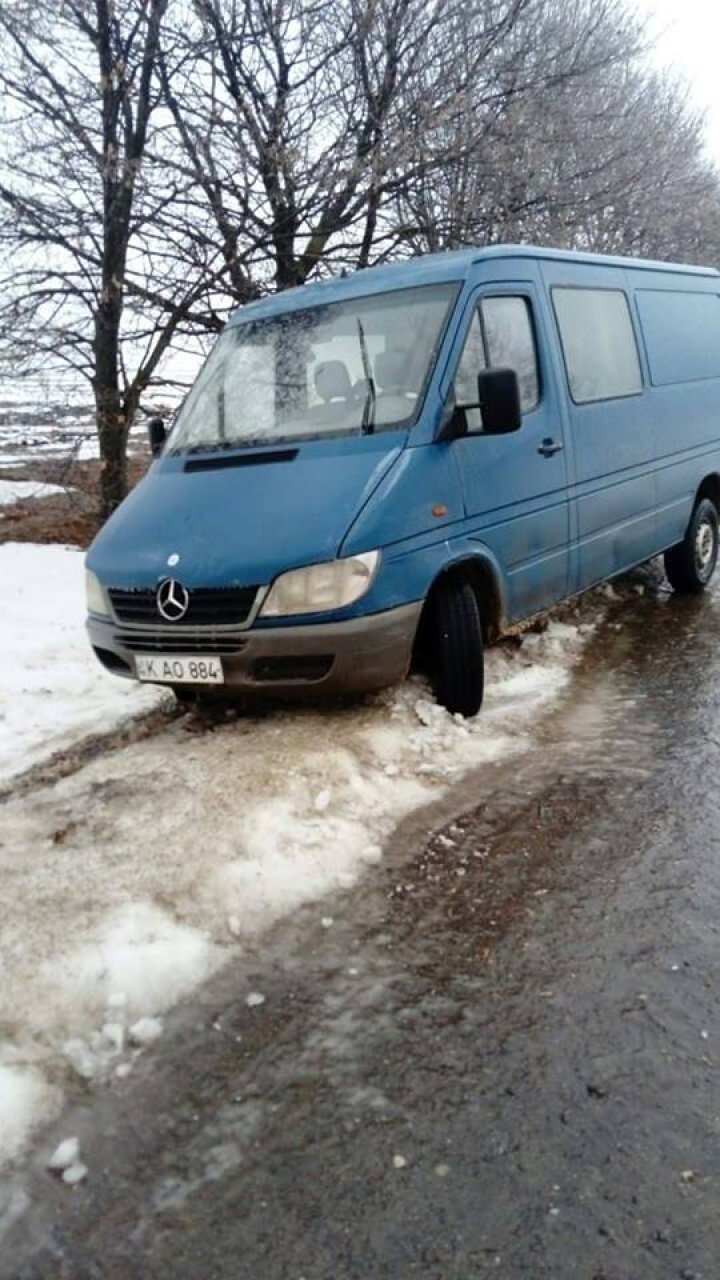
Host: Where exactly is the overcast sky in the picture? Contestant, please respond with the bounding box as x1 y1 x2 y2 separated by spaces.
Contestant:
632 0 720 163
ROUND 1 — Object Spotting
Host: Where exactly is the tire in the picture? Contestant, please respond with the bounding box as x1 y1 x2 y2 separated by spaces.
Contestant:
664 497 719 594
426 578 484 716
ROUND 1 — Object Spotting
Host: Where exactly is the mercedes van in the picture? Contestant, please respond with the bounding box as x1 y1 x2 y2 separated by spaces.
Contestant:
85 245 720 716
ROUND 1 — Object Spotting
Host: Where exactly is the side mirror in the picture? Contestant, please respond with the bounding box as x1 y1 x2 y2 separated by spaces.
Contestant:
476 368 522 435
148 416 167 457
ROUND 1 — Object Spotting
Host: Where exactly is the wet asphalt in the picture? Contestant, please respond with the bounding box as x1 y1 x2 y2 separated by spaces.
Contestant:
4 571 720 1279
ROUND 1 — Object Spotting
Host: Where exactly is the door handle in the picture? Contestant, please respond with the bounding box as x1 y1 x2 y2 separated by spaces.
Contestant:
537 438 564 457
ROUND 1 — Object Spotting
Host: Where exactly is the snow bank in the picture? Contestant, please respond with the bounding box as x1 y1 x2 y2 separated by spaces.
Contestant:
0 480 70 505
0 402 152 467
0 408 97 463
0 1067 62 1165
0 544 165 783
0 541 595 1166
0 455 33 468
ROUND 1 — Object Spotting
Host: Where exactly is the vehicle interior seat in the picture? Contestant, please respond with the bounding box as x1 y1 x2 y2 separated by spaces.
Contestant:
373 351 418 423
310 359 357 426
314 360 352 402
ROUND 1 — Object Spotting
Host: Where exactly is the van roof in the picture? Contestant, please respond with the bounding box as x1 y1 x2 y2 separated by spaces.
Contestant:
229 243 720 324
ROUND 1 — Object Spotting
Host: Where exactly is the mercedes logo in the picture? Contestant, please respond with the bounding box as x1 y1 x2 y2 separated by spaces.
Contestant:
156 578 190 621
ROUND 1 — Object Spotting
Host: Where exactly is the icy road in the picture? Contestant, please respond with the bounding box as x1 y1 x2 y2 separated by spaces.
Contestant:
0 543 592 1169
4 567 720 1279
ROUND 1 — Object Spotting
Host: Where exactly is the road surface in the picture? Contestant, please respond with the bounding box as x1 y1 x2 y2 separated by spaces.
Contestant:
4 576 720 1279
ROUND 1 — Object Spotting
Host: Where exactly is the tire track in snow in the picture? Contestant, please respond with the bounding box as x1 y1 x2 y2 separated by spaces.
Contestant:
0 621 593 1165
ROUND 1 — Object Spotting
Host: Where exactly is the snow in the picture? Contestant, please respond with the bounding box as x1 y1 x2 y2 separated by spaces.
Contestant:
128 1016 164 1047
62 1162 88 1186
0 540 596 1168
0 402 152 468
47 1136 80 1171
0 1068 62 1165
0 413 98 465
0 480 69 505
0 543 165 783
41 903 223 1032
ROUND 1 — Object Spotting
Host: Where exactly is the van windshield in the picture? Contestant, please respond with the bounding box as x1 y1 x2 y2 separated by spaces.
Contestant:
168 282 458 453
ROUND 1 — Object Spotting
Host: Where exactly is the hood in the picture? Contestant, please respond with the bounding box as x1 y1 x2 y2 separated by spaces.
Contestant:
87 434 404 589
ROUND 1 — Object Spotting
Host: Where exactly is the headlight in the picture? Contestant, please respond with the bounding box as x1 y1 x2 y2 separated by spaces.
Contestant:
260 551 380 618
85 568 109 617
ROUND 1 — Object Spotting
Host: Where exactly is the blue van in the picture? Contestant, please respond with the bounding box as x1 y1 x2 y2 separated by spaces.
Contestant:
85 245 720 716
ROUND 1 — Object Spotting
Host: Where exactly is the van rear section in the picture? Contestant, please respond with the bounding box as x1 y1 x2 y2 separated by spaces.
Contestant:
86 245 720 715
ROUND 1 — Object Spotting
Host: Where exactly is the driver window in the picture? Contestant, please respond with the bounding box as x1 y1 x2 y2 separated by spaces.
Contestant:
455 310 487 405
484 297 539 411
454 311 486 431
453 295 540 429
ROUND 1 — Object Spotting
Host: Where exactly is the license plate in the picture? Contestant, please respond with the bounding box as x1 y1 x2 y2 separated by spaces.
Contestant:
134 655 224 684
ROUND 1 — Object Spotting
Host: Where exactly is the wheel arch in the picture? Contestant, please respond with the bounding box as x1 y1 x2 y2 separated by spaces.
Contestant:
413 552 505 669
695 473 720 513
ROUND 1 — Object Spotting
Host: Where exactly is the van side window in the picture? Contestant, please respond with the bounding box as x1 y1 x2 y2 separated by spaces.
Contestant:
636 290 720 386
454 296 539 424
552 287 643 403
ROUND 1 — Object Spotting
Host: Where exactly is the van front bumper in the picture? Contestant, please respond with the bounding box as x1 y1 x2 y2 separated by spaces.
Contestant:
87 601 423 698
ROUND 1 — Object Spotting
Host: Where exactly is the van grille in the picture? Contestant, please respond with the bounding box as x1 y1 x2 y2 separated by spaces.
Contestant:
116 631 248 655
109 586 258 626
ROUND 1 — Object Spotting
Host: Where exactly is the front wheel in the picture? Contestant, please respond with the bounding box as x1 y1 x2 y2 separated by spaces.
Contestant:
426 578 484 717
664 497 719 594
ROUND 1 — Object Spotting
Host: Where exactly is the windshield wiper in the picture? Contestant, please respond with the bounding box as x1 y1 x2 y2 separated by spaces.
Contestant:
356 318 376 435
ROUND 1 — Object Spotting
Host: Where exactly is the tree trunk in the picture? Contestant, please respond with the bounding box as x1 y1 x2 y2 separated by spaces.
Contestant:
94 298 128 520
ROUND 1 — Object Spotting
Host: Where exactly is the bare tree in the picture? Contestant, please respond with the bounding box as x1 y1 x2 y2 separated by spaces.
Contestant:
395 0 720 264
1 0 719 522
0 0 218 516
158 0 555 293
